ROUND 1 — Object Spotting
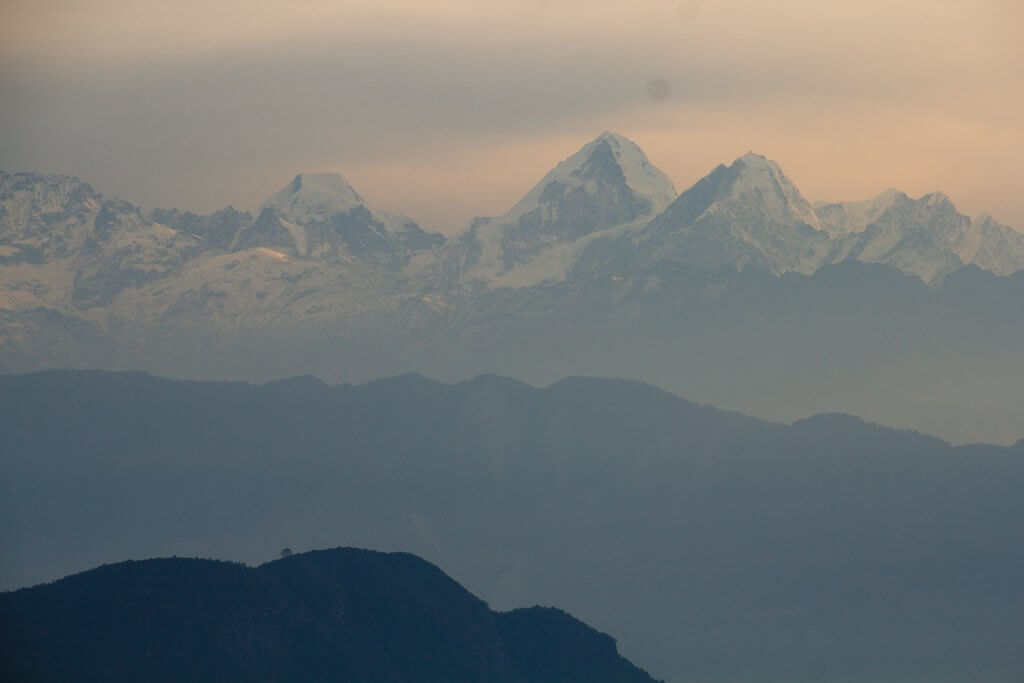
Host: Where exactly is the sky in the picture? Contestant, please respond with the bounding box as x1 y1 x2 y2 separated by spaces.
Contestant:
1 0 1022 234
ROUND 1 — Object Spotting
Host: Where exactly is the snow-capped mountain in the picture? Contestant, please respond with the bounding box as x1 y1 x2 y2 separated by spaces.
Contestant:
0 172 103 263
4 138 1024 444
73 199 204 307
430 132 676 287
97 174 449 361
0 172 202 310
632 152 831 276
151 205 253 252
8 139 1020 320
817 189 1024 283
967 214 1024 276
565 150 1024 285
0 170 448 372
234 173 444 268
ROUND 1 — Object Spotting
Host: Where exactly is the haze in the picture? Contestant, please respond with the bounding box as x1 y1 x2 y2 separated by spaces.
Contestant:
1 0 1022 233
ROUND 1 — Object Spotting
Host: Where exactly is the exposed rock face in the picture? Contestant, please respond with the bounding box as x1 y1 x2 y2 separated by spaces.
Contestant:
234 173 443 268
150 205 253 252
818 190 1024 282
431 132 677 287
0 172 103 263
637 152 831 276
0 173 202 309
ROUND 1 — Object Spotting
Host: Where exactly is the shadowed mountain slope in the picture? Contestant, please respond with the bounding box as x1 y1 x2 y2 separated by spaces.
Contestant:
2 370 1023 681
0 547 657 683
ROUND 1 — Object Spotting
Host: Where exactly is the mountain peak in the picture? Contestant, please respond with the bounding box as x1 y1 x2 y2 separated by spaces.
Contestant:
738 150 770 164
434 133 677 286
640 152 830 274
922 191 954 208
261 173 364 223
816 187 1024 282
734 151 785 179
728 152 823 231
594 130 631 144
587 131 655 164
290 172 359 194
660 151 821 233
232 173 442 263
505 132 676 220
732 151 782 178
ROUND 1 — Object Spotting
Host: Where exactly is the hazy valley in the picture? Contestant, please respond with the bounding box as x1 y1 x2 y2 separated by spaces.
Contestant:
3 370 1023 681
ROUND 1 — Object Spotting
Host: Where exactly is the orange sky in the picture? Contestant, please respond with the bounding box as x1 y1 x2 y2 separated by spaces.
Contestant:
1 0 1021 233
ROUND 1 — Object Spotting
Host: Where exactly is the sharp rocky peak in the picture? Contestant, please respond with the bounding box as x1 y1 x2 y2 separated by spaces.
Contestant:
650 151 824 235
921 191 954 208
502 132 677 220
260 173 366 224
431 133 676 286
730 152 823 231
290 172 361 198
234 172 441 263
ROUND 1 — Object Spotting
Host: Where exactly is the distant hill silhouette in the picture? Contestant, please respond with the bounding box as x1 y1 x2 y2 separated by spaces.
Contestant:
2 370 1023 681
0 547 658 683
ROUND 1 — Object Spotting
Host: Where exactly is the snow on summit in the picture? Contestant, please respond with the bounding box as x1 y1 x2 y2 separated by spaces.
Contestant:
3 134 1024 340
816 188 1024 282
730 152 824 233
637 152 834 275
260 173 365 226
431 132 677 286
504 132 676 221
232 172 444 265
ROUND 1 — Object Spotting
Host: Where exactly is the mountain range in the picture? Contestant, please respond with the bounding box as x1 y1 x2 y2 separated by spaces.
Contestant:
1 547 659 683
2 133 1024 444
2 370 1023 682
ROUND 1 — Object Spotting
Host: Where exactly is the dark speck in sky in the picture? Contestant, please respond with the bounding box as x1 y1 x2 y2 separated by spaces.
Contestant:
646 77 670 102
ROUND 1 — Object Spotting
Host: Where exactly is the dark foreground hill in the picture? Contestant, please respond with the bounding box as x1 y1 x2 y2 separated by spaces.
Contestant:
2 370 1024 681
0 547 658 683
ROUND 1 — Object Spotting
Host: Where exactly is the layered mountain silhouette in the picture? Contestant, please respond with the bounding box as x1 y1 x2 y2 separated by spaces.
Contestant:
2 135 1024 443
0 547 658 683
3 370 1024 682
